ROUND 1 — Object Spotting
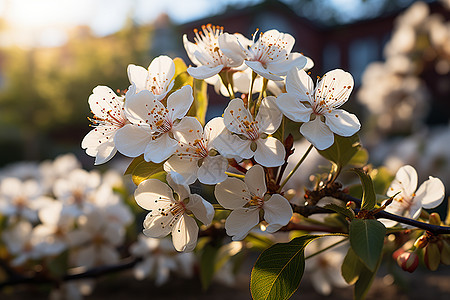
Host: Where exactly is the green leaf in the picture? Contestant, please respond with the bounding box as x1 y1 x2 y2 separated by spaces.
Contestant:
318 134 361 168
323 203 355 220
349 219 386 272
190 78 208 125
245 233 275 251
371 166 395 197
354 256 382 300
124 155 145 175
250 235 320 300
352 168 376 211
341 247 364 284
199 243 219 290
348 148 369 168
131 160 166 186
170 57 193 94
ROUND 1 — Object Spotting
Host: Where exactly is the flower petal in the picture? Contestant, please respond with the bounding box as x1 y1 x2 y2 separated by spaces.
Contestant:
265 52 307 76
197 155 229 185
187 65 224 80
127 64 148 93
218 33 246 65
167 85 194 121
212 129 254 160
88 86 123 118
124 90 159 125
143 212 173 238
147 55 175 100
263 194 293 233
276 93 312 123
144 133 178 163
285 66 315 101
300 117 334 150
134 179 174 211
183 34 201 66
256 96 282 134
114 124 151 158
244 165 267 198
225 208 260 240
254 137 285 167
164 157 199 185
223 98 252 135
185 194 214 226
81 127 117 165
204 117 226 146
172 215 198 252
166 172 191 201
387 165 418 198
172 116 203 142
415 176 445 209
315 69 354 109
214 178 251 209
324 109 361 137
245 60 283 81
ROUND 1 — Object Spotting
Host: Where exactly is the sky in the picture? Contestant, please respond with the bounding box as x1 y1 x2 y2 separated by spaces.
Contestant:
0 0 384 47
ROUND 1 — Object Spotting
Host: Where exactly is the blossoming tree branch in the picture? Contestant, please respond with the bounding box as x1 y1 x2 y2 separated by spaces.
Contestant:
1 22 448 299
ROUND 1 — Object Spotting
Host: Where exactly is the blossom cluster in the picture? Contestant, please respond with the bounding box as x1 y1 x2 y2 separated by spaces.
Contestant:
81 26 363 252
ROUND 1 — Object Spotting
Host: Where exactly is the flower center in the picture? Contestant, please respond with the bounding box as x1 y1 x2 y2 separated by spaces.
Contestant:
193 24 226 67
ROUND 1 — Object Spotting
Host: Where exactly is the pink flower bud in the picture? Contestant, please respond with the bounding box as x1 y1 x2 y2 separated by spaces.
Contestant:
429 213 442 226
397 251 419 273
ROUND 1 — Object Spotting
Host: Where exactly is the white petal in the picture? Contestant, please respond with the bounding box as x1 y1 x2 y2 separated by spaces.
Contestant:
166 172 191 201
183 34 201 66
204 117 226 146
185 194 214 226
244 165 267 198
81 127 117 165
143 212 173 238
218 33 246 64
187 65 224 80
316 69 354 108
300 118 334 150
245 60 283 81
265 53 307 76
124 90 159 124
415 176 445 209
276 93 312 123
127 64 148 93
164 157 199 185
197 155 228 185
114 124 151 158
286 67 315 101
212 129 254 160
172 117 203 143
263 194 293 232
324 109 361 137
88 86 123 118
387 165 418 198
144 133 178 163
225 208 260 240
167 85 194 121
254 137 285 167
214 178 251 209
223 98 252 135
172 215 198 252
147 55 175 99
134 179 174 211
256 96 282 134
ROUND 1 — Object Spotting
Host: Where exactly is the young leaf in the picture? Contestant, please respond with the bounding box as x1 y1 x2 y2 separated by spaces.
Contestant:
170 57 193 95
323 203 355 220
131 160 166 185
124 154 145 175
250 235 321 300
354 255 382 300
349 219 386 272
341 247 364 284
352 168 376 211
189 78 208 125
318 134 361 168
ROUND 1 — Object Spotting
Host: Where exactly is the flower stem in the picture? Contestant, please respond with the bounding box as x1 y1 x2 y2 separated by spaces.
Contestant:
278 144 314 192
225 171 245 179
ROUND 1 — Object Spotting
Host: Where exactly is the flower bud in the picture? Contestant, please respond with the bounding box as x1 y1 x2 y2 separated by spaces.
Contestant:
424 242 441 271
346 201 356 210
429 213 442 226
392 247 405 260
396 251 419 273
414 235 428 249
440 239 450 266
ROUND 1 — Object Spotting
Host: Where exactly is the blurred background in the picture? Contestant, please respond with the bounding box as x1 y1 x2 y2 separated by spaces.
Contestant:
0 0 449 171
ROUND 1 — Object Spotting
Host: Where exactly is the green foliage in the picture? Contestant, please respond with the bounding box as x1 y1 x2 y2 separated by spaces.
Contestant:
318 134 361 170
199 243 219 290
191 78 208 125
354 257 382 300
250 235 321 300
341 247 364 284
324 203 355 220
171 57 193 94
351 168 376 211
125 155 166 185
349 219 386 271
